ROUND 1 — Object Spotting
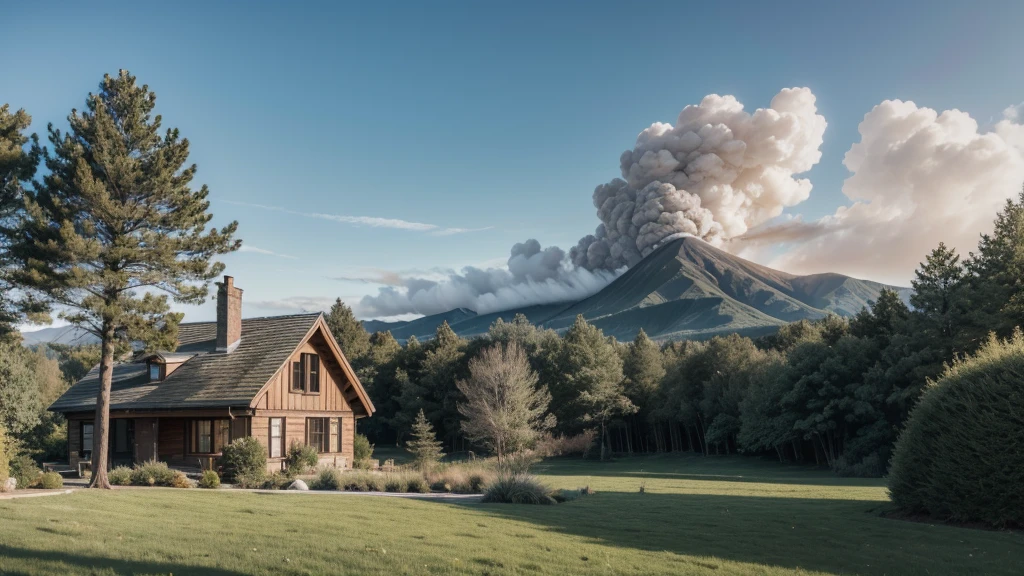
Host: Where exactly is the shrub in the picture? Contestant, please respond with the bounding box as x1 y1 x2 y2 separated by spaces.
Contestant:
497 451 539 475
170 470 193 489
262 470 294 490
108 466 133 486
383 474 407 493
233 470 267 489
220 437 267 482
536 431 596 458
353 434 374 463
32 471 64 489
130 460 175 487
9 453 40 490
425 462 497 494
405 474 429 493
888 332 1024 528
341 472 369 492
285 442 319 474
198 470 221 489
309 467 342 491
482 474 555 505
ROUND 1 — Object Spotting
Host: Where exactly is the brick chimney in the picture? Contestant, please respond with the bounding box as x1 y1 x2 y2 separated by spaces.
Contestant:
216 275 243 353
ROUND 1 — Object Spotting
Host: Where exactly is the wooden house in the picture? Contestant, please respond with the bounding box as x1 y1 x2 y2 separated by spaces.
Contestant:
48 276 374 472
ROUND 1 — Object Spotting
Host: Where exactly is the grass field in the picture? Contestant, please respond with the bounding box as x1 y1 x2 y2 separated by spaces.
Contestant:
0 454 1021 575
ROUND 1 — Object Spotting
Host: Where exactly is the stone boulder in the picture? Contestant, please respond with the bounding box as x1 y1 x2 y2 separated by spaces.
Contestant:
287 479 309 491
1 477 16 493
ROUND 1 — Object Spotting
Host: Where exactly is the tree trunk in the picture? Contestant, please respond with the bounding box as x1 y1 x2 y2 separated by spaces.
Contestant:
600 420 607 462
89 320 115 489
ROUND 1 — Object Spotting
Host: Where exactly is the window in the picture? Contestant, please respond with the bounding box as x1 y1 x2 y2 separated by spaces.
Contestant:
290 353 321 393
307 354 320 393
149 363 162 382
269 418 283 458
113 419 134 454
80 422 94 457
306 417 329 452
291 360 303 392
190 419 231 454
329 418 339 453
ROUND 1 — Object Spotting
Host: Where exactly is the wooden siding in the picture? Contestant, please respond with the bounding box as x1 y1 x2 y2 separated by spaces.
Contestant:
251 411 355 470
255 328 356 413
158 418 187 464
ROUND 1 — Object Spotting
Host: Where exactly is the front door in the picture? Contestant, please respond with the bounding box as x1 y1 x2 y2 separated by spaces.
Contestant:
134 418 158 463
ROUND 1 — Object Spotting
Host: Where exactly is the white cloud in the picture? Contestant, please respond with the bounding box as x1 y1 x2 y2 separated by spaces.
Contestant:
224 200 488 236
745 100 1024 285
249 295 337 313
238 245 298 260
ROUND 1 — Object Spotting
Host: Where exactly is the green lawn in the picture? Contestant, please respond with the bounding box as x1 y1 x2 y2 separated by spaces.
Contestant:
0 455 1021 575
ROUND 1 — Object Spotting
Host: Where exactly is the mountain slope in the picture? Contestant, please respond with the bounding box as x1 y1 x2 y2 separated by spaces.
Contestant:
540 237 909 340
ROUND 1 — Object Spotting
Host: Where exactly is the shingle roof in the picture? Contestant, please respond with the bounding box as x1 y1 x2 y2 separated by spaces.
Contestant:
49 313 322 413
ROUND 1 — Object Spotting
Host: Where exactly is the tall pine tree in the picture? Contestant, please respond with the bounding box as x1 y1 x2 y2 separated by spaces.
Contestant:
10 71 239 488
0 104 42 340
325 298 370 361
554 315 633 460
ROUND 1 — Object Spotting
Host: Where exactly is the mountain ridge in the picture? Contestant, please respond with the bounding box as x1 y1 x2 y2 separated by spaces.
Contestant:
365 237 911 342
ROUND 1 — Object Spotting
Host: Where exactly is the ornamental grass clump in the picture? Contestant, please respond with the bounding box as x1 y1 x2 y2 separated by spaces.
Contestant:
309 467 342 491
888 331 1024 528
482 474 555 505
170 470 193 489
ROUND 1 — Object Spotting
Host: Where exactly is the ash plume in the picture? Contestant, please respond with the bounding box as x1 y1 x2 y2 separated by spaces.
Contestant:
358 88 827 318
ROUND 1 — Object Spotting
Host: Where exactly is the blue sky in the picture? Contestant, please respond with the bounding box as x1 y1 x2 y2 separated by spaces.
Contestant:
5 0 1024 324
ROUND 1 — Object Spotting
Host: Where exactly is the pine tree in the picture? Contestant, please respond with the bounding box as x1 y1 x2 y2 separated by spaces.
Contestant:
406 409 444 468
555 315 634 460
9 71 239 488
0 104 41 340
325 298 370 361
621 329 664 453
966 187 1024 343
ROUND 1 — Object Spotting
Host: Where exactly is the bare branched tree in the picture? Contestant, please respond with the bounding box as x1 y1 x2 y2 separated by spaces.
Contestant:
457 343 555 461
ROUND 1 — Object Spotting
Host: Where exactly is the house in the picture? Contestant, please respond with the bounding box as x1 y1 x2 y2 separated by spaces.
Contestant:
48 276 374 473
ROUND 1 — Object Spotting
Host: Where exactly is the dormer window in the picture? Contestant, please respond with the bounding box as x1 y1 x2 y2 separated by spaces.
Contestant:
149 362 164 382
290 353 321 394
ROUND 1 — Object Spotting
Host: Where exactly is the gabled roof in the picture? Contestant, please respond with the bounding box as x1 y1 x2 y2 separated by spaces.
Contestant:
48 313 372 416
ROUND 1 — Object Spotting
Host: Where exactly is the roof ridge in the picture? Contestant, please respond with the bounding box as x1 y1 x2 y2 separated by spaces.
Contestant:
177 312 322 326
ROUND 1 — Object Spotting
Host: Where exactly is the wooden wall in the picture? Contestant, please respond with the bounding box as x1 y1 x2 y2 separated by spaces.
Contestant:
253 330 355 413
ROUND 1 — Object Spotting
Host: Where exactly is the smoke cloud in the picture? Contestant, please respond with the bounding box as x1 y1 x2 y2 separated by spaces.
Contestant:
571 87 827 271
355 240 619 318
754 100 1024 285
357 88 828 318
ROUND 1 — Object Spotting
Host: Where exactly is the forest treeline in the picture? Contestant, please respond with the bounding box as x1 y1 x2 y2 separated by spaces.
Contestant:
333 188 1024 477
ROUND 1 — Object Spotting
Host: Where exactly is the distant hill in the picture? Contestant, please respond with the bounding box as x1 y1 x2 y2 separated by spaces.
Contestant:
363 237 911 342
19 325 99 346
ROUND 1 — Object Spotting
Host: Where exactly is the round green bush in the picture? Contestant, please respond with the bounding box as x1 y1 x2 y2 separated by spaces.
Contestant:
888 333 1024 528
220 437 267 482
198 470 221 489
34 471 64 489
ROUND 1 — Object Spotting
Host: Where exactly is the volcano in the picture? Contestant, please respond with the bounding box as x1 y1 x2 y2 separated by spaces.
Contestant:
369 236 910 342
